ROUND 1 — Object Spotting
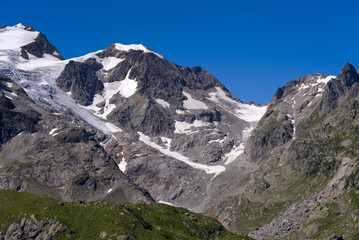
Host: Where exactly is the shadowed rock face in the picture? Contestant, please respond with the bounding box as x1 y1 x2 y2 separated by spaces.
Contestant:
57 58 104 106
320 63 359 116
21 32 64 60
0 74 40 147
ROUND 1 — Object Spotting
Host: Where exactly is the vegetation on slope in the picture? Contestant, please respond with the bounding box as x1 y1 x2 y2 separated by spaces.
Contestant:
0 190 250 240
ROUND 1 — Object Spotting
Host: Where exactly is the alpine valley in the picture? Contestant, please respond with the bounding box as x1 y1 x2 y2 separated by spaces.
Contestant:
0 24 358 239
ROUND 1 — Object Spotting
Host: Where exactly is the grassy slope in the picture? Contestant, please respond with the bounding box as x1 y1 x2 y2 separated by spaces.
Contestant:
0 190 250 240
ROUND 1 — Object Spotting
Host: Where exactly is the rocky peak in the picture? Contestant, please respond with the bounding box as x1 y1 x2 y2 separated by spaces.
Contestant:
320 63 359 116
21 32 64 60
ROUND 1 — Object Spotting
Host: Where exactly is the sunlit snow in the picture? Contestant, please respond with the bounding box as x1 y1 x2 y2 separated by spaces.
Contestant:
138 132 226 177
155 98 170 108
114 43 164 59
174 120 210 135
183 91 208 110
0 24 39 50
224 143 245 165
208 87 267 122
101 57 124 71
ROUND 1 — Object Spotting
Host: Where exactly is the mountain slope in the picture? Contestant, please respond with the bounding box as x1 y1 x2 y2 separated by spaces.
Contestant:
0 64 152 204
0 190 250 240
0 24 267 211
205 64 359 239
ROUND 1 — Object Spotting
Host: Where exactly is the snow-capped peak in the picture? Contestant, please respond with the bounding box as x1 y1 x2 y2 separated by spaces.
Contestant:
0 23 39 50
114 43 164 59
13 23 28 30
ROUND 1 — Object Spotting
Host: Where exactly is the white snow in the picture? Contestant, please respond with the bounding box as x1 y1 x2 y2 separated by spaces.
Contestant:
114 43 164 59
174 120 210 134
175 109 185 114
5 82 13 88
116 72 138 98
298 75 336 92
0 25 39 50
80 69 137 119
224 143 245 165
105 122 122 133
118 159 127 172
158 201 174 206
242 125 255 141
317 75 336 84
16 54 61 71
161 137 172 149
208 87 267 122
3 90 17 99
183 91 208 110
101 57 124 71
49 128 58 135
155 98 170 108
138 132 226 177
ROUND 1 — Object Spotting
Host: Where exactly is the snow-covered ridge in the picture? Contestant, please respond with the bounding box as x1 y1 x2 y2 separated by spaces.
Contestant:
114 43 164 59
0 24 39 50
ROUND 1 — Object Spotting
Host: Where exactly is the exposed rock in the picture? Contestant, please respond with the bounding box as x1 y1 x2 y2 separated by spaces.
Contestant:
1 217 67 240
56 58 104 106
21 32 64 60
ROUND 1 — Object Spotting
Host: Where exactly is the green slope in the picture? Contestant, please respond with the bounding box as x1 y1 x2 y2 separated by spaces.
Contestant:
0 190 250 240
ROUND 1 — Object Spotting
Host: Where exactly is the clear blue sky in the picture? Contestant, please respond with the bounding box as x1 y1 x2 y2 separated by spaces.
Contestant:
2 0 359 104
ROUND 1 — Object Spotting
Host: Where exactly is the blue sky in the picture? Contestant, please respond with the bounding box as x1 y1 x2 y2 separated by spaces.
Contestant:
2 0 359 104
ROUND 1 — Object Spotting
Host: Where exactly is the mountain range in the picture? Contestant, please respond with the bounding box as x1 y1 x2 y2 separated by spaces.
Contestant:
0 23 358 239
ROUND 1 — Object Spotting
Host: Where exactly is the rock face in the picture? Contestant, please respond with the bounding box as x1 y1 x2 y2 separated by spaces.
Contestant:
0 74 40 147
21 32 64 60
320 62 359 116
56 58 104 105
0 74 153 204
0 217 67 240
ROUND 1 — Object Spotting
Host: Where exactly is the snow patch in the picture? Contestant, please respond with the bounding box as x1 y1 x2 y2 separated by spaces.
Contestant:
105 122 122 133
49 128 58 136
183 91 208 110
138 132 226 177
176 109 185 114
3 90 17 99
114 43 164 59
161 137 172 149
174 120 210 134
118 159 127 173
81 69 137 119
158 201 174 206
224 143 245 165
100 57 124 71
208 87 267 122
155 98 170 108
5 82 13 88
317 75 336 84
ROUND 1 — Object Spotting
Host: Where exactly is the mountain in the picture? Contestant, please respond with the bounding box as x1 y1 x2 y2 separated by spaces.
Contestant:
204 64 359 239
1 23 358 239
0 23 266 212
